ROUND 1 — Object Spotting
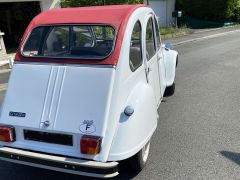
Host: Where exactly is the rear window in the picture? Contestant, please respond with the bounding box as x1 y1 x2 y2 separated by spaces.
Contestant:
22 25 116 59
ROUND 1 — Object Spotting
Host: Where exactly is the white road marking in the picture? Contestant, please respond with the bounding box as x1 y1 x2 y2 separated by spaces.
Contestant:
173 29 240 46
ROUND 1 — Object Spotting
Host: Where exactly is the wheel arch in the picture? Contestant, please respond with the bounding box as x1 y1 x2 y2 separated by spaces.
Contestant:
163 49 178 87
108 82 158 161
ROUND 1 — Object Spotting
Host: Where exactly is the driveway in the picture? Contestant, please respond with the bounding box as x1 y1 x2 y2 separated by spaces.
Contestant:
0 30 240 179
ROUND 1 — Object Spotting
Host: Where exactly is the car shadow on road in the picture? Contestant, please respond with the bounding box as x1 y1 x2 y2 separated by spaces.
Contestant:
220 151 240 165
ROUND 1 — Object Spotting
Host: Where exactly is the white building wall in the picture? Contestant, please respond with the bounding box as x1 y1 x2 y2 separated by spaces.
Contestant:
166 0 176 26
0 33 8 61
145 0 176 27
40 0 60 11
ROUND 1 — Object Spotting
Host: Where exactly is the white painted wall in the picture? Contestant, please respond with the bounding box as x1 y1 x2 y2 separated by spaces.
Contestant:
0 32 8 61
40 0 60 11
149 0 167 26
166 0 176 26
145 0 176 27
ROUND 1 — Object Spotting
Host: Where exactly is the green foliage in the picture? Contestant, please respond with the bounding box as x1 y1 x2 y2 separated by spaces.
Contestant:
160 27 176 36
160 25 190 39
61 0 144 8
176 0 240 21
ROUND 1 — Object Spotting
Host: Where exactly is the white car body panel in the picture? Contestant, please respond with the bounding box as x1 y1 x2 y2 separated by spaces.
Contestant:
0 63 115 160
163 49 178 86
157 44 167 98
144 14 162 105
107 7 158 161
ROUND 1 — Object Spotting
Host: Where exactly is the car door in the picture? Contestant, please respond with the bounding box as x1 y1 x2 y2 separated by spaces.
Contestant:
144 15 161 106
153 16 167 98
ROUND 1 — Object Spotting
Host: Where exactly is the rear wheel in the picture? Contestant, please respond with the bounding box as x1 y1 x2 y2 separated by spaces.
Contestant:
129 141 150 172
164 83 175 97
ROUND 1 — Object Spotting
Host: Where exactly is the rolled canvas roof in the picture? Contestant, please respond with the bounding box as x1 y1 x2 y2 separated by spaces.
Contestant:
15 4 147 65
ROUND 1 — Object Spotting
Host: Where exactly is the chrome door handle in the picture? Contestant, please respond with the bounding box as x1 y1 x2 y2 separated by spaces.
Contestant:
147 67 152 73
157 55 163 61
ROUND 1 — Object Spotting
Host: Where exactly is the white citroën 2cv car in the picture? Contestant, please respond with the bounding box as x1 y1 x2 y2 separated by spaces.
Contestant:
0 4 178 178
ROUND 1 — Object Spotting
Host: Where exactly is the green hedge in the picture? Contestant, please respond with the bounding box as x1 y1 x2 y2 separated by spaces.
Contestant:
176 0 240 21
61 0 144 7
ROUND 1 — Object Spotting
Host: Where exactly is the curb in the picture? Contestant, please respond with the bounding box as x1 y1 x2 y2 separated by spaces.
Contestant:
0 60 9 66
0 57 14 70
172 29 240 46
0 83 7 92
0 69 11 74
192 25 239 34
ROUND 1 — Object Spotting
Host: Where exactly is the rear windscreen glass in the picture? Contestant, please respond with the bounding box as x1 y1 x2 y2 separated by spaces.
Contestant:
22 25 116 59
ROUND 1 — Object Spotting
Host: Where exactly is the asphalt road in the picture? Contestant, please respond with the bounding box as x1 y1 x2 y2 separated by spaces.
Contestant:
1 31 240 179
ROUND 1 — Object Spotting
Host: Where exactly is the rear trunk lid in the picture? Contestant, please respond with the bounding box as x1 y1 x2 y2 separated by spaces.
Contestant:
0 63 115 158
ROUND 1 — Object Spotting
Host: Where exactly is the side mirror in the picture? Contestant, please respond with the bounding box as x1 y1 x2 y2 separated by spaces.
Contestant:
162 43 172 51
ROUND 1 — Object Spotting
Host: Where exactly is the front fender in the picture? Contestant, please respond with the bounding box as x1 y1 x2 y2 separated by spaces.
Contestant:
163 49 178 86
108 82 157 161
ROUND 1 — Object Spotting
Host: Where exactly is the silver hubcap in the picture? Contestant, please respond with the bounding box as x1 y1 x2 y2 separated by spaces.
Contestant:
142 141 150 163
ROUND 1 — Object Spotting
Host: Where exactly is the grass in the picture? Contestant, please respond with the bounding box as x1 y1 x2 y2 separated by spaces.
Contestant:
160 26 177 35
160 25 191 39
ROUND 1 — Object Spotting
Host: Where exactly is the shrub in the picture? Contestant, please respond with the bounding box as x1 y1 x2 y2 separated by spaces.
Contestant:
176 0 240 21
61 0 144 8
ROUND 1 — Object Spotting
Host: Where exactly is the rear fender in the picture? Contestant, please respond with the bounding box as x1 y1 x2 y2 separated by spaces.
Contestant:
108 82 157 161
163 49 178 86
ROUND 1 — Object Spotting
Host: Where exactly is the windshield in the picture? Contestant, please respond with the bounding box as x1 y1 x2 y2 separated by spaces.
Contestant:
22 25 116 59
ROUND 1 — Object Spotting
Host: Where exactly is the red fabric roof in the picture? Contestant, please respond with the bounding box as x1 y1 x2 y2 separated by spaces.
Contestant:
15 4 147 65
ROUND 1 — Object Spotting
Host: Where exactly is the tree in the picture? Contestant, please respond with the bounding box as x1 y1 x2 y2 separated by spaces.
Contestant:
61 0 144 8
176 0 240 21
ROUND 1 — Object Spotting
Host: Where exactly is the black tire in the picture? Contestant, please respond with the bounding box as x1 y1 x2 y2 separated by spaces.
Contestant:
128 141 151 172
164 83 175 97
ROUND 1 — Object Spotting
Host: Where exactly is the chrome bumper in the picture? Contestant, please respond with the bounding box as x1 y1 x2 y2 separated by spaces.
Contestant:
0 147 118 178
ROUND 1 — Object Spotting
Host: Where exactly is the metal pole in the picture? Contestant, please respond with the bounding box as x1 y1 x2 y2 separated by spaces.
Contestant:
175 17 178 29
147 0 149 5
102 0 105 5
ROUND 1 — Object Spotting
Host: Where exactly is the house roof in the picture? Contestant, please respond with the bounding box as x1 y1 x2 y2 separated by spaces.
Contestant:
15 4 147 65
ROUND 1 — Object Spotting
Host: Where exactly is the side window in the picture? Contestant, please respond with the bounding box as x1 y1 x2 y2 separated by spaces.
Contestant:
154 17 161 50
129 21 142 72
146 17 156 61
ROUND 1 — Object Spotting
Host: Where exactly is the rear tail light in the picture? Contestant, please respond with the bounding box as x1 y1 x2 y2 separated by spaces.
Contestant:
80 136 102 155
0 126 15 142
